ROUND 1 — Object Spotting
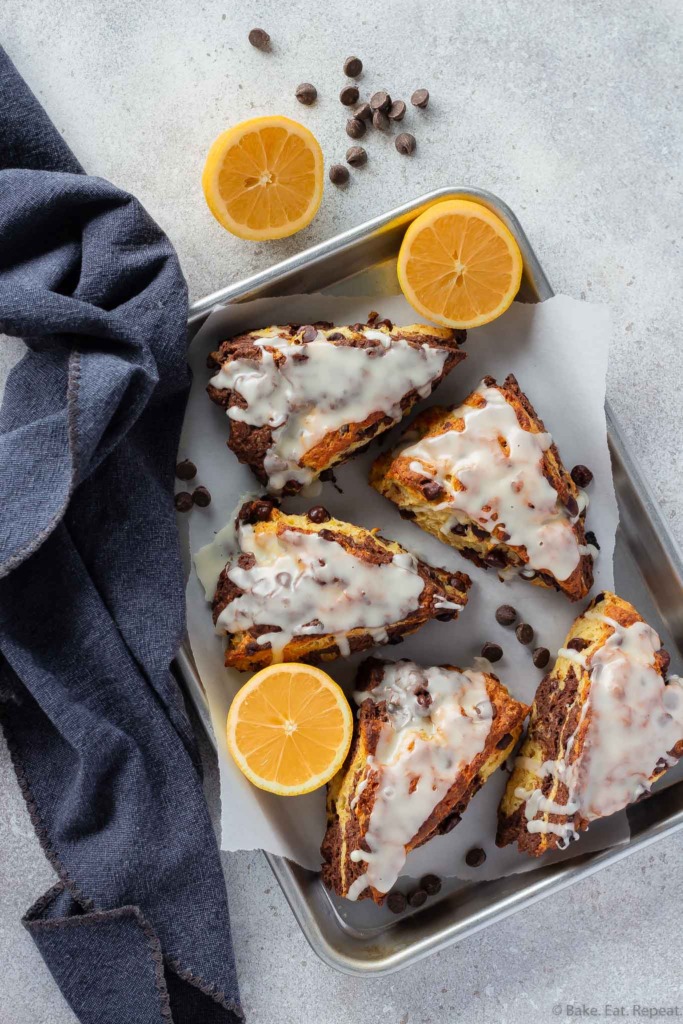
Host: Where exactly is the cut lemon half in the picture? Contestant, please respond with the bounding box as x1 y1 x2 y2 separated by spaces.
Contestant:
226 663 353 796
397 199 524 329
202 115 324 241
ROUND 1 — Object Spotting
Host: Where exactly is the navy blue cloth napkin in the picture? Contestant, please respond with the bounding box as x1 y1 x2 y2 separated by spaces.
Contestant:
0 47 242 1024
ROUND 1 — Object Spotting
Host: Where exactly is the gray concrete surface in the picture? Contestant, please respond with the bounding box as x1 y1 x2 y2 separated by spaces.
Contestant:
1 1 682 1021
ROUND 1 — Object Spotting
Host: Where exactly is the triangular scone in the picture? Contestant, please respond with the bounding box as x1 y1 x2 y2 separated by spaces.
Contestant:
497 591 683 857
212 500 471 672
370 374 594 601
207 318 466 495
321 657 529 904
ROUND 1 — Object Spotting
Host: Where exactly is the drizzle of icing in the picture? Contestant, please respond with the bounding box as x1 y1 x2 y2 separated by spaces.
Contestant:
346 661 492 899
216 523 426 661
210 328 449 493
518 613 683 845
396 381 586 582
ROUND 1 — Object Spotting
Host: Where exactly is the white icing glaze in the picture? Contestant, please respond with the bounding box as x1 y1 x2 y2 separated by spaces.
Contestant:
210 328 449 493
396 381 586 582
519 613 683 845
216 523 426 661
346 661 492 899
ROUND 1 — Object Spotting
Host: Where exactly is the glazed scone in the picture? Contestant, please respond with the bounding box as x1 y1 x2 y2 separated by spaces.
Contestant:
497 591 683 856
321 657 529 904
206 317 466 494
370 374 595 601
212 500 472 672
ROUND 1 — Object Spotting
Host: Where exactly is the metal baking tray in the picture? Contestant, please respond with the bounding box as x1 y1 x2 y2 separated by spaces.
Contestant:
177 187 683 976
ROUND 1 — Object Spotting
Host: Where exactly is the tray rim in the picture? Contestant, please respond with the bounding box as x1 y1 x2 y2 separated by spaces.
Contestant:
181 186 683 976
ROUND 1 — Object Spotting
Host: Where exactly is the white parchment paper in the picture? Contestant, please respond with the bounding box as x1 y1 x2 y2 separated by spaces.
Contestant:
180 292 626 882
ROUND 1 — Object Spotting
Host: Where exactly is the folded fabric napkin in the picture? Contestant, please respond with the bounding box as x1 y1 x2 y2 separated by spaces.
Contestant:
0 47 242 1024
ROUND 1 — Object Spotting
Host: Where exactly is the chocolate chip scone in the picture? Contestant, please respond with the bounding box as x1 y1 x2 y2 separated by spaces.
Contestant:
206 317 466 495
497 591 682 856
213 499 472 672
370 373 595 601
321 657 529 904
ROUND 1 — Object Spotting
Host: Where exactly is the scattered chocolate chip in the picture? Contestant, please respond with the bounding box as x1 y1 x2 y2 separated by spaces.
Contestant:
395 132 416 155
206 353 220 370
465 847 486 868
440 813 460 834
375 318 393 329
248 27 270 51
471 524 489 541
329 164 350 186
372 109 390 131
343 55 363 77
388 99 406 121
192 486 211 508
533 646 550 669
451 523 467 536
386 891 406 914
175 459 197 481
481 641 503 663
415 688 432 708
237 552 256 570
340 85 359 106
399 508 416 520
585 530 600 550
571 464 594 488
366 310 380 323
407 888 428 908
346 117 366 139
565 494 579 517
239 499 275 524
370 90 391 112
495 604 517 626
485 549 507 569
307 505 331 524
174 491 193 512
516 622 534 645
436 611 457 621
300 325 318 343
496 732 513 750
326 332 344 341
567 637 589 652
420 874 442 896
295 82 317 105
658 649 671 675
346 145 367 167
594 592 605 604
411 88 429 109
354 102 372 122
421 479 443 501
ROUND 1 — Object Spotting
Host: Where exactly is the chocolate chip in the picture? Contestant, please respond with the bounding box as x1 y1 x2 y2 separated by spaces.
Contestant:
175 459 197 481
465 847 486 868
192 486 211 508
421 479 443 501
329 164 350 186
451 523 467 536
585 530 600 550
440 813 460 834
594 592 605 604
481 641 503 663
495 604 517 626
485 549 507 569
565 494 579 517
370 90 391 112
571 464 594 488
496 732 512 750
516 622 534 645
307 505 331 524
375 318 393 329
237 552 256 570
395 132 416 155
346 145 367 167
533 646 550 669
326 332 344 341
407 889 428 908
248 28 270 50
372 110 390 131
340 85 359 106
300 325 318 343
239 499 275 524
386 891 406 914
411 88 429 109
388 99 406 121
346 117 366 139
295 82 317 105
658 649 671 675
399 508 416 520
471 524 489 541
206 353 220 370
567 637 589 652
343 55 363 77
420 874 441 896
415 688 432 708
174 491 193 512
436 611 457 621
354 102 372 122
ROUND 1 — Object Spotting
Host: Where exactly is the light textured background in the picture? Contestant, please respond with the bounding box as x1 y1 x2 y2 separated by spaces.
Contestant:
1 1 683 1022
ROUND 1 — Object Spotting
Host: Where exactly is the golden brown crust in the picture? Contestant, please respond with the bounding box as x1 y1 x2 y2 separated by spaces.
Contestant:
369 374 594 602
207 320 466 494
321 658 529 904
213 500 472 672
496 591 676 856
